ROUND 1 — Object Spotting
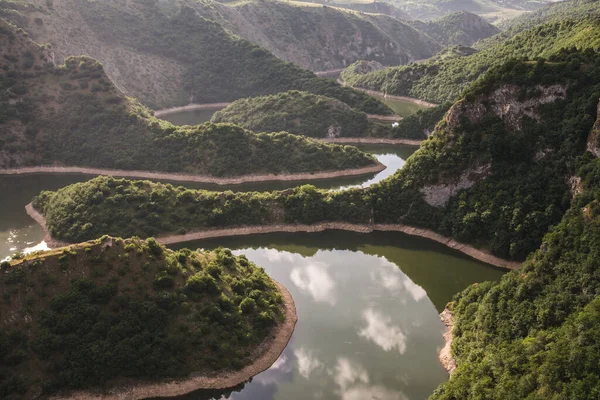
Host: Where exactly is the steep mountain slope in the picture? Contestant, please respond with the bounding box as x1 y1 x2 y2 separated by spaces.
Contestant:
199 0 441 72
341 12 600 103
0 236 287 399
408 11 500 46
0 21 377 176
0 0 391 114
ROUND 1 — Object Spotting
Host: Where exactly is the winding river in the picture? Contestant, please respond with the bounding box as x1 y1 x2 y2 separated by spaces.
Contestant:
0 111 506 400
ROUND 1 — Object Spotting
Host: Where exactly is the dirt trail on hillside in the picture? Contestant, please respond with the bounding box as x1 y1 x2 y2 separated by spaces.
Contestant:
154 103 231 117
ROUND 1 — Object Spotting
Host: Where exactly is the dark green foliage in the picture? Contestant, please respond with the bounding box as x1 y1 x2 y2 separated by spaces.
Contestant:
211 90 372 138
408 11 500 47
0 237 285 399
390 103 451 140
431 180 600 399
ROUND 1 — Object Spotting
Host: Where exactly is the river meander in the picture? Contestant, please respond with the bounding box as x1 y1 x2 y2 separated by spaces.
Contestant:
0 143 505 400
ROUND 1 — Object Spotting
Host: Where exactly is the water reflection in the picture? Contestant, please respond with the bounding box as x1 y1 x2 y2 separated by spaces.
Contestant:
160 243 493 400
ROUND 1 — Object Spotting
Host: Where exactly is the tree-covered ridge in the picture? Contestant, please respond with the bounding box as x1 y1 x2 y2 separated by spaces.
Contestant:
431 159 600 399
372 52 600 260
340 14 600 104
0 0 392 114
212 90 445 140
0 236 285 399
32 176 373 243
200 0 441 72
36 52 600 260
408 11 500 47
212 91 371 138
0 20 377 175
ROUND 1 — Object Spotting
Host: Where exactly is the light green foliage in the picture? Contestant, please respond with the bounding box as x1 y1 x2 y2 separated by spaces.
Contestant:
0 238 284 398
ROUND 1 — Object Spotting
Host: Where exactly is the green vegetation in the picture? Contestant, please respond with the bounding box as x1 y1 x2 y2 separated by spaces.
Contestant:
431 162 600 399
1 0 392 114
340 12 600 103
212 90 444 140
32 176 372 243
30 47 600 400
0 236 285 399
212 90 372 138
202 0 440 71
408 12 500 47
0 20 377 175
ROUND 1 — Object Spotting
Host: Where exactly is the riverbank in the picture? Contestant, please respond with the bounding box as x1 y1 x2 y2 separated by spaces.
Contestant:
154 103 231 117
439 307 457 375
323 137 423 146
26 204 520 269
366 114 403 122
1 162 385 185
51 279 296 399
338 79 438 108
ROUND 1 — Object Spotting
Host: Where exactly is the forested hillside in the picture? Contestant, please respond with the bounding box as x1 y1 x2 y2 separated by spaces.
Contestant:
0 0 391 113
34 49 600 399
0 21 377 176
0 236 286 399
340 1 600 103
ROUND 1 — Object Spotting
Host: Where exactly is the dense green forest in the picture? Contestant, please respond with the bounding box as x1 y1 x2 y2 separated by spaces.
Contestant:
40 52 600 260
211 91 372 138
0 21 377 175
33 47 600 400
340 7 600 103
212 90 445 140
431 159 600 399
0 0 392 114
0 236 285 398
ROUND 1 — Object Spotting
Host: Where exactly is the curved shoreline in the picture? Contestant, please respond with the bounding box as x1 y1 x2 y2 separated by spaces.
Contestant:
439 307 457 375
26 204 519 270
53 280 297 400
338 79 439 108
1 163 385 185
366 114 403 122
154 103 231 117
324 137 423 146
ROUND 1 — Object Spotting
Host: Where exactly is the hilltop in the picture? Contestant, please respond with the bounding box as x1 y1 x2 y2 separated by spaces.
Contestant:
0 0 391 113
0 236 292 399
0 20 378 178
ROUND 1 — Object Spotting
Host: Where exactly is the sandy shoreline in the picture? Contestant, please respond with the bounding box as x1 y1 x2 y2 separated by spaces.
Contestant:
1 163 385 185
26 203 520 270
366 114 403 122
52 280 297 399
324 137 423 146
439 307 457 374
154 103 231 117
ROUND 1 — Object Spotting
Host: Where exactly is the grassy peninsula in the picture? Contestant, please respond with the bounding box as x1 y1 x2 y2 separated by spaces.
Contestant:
0 236 288 399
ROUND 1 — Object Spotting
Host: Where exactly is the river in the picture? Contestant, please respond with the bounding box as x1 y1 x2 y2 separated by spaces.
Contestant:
0 112 505 400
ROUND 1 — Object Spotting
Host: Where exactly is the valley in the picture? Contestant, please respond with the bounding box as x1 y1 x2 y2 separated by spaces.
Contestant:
3 0 600 399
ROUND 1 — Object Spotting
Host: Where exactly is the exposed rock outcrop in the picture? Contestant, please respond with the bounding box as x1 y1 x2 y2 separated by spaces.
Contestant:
587 98 600 157
421 164 491 207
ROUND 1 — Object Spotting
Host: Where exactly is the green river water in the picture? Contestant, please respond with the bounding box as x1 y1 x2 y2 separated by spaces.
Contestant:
0 113 504 400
